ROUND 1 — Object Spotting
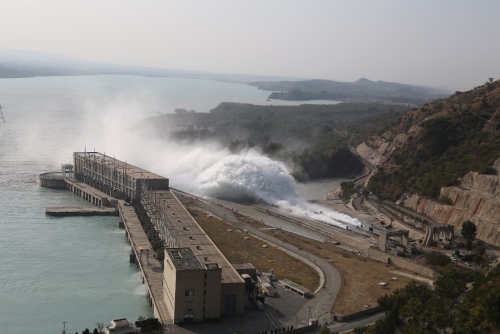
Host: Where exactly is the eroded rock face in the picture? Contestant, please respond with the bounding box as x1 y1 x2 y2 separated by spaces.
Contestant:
356 133 410 167
404 159 500 246
356 142 386 167
459 172 500 197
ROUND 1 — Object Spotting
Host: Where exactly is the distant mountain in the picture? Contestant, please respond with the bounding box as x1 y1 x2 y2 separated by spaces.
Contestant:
249 78 451 105
0 48 298 83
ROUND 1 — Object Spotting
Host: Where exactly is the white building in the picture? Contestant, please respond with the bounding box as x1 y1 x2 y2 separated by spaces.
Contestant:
104 319 140 334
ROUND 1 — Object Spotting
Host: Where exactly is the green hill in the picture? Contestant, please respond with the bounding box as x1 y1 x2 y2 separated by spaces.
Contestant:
366 79 500 201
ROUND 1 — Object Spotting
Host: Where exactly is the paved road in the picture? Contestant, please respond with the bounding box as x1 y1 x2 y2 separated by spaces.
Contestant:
178 193 343 329
347 143 376 173
328 311 385 333
366 198 424 237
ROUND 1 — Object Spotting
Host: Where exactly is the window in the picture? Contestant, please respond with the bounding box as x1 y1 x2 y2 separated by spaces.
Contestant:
185 289 194 301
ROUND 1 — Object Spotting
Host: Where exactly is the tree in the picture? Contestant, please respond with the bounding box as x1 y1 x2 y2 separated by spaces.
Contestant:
461 220 477 251
484 289 500 327
95 322 104 333
319 326 331 334
425 251 451 269
93 329 98 334
353 327 366 333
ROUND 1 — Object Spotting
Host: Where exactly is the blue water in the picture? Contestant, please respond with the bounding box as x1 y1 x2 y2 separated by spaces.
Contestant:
0 75 338 333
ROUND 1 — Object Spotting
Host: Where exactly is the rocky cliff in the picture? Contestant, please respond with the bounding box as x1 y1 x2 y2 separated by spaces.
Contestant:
362 79 500 201
403 159 500 246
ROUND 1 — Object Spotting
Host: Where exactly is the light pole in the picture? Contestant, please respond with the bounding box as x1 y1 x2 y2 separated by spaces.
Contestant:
62 322 67 334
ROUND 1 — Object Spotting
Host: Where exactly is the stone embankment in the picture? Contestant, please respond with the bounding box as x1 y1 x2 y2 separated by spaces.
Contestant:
404 159 500 246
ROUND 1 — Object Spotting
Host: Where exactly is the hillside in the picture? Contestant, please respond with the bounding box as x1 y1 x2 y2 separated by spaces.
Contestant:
249 78 450 105
147 102 410 180
359 79 500 245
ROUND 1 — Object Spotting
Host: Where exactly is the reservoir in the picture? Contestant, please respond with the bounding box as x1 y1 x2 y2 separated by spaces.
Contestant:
0 75 339 333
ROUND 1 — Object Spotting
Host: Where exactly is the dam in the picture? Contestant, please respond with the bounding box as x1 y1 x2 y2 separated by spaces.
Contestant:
40 152 246 328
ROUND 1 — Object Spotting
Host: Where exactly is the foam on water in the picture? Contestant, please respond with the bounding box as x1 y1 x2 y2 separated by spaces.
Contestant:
134 284 148 296
194 153 296 203
170 150 361 229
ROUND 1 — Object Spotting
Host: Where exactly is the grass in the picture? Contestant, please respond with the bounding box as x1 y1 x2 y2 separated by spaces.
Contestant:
187 206 320 292
237 213 415 315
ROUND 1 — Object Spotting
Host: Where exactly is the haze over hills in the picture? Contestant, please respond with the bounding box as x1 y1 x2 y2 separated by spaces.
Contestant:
1 48 451 105
0 48 298 83
250 78 451 105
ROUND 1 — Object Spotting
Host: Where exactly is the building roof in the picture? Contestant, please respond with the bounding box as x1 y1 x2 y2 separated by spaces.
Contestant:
231 263 256 271
74 152 166 181
166 248 204 270
150 190 244 284
278 279 310 294
111 318 132 328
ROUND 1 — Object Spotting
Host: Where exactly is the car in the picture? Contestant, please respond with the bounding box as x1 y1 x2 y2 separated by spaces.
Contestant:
465 262 471 266
450 257 457 261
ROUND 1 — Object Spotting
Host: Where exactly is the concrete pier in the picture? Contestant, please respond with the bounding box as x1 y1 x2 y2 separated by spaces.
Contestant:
43 176 173 327
45 206 117 216
39 172 66 189
118 200 172 325
64 178 117 207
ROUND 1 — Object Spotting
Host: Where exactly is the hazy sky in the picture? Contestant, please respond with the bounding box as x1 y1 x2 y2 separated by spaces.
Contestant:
1 0 499 90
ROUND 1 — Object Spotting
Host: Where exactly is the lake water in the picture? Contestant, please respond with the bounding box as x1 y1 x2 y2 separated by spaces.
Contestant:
0 75 339 333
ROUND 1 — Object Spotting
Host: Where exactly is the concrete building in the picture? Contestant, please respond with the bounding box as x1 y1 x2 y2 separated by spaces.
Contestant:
73 151 169 201
154 190 245 323
72 151 245 323
104 318 140 334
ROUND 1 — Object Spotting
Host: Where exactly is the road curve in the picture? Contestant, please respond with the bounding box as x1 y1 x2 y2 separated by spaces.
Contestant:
174 191 343 328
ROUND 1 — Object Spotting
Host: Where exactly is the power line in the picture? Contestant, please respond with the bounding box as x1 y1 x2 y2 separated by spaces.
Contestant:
439 70 500 89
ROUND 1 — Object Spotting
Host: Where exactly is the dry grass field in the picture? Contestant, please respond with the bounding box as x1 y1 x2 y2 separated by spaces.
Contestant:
187 206 320 292
236 213 416 315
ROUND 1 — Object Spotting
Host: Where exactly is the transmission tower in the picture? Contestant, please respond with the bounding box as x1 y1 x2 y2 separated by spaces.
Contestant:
0 104 5 122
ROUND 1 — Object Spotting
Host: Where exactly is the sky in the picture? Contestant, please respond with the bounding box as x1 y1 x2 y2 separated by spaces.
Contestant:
1 0 499 90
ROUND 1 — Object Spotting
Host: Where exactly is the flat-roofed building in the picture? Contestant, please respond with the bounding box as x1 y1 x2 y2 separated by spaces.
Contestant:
71 151 245 323
104 318 139 334
157 190 245 323
73 152 169 201
163 248 222 322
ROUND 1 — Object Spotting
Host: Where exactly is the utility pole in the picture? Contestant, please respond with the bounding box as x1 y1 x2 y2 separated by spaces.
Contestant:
0 104 5 122
62 322 67 334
